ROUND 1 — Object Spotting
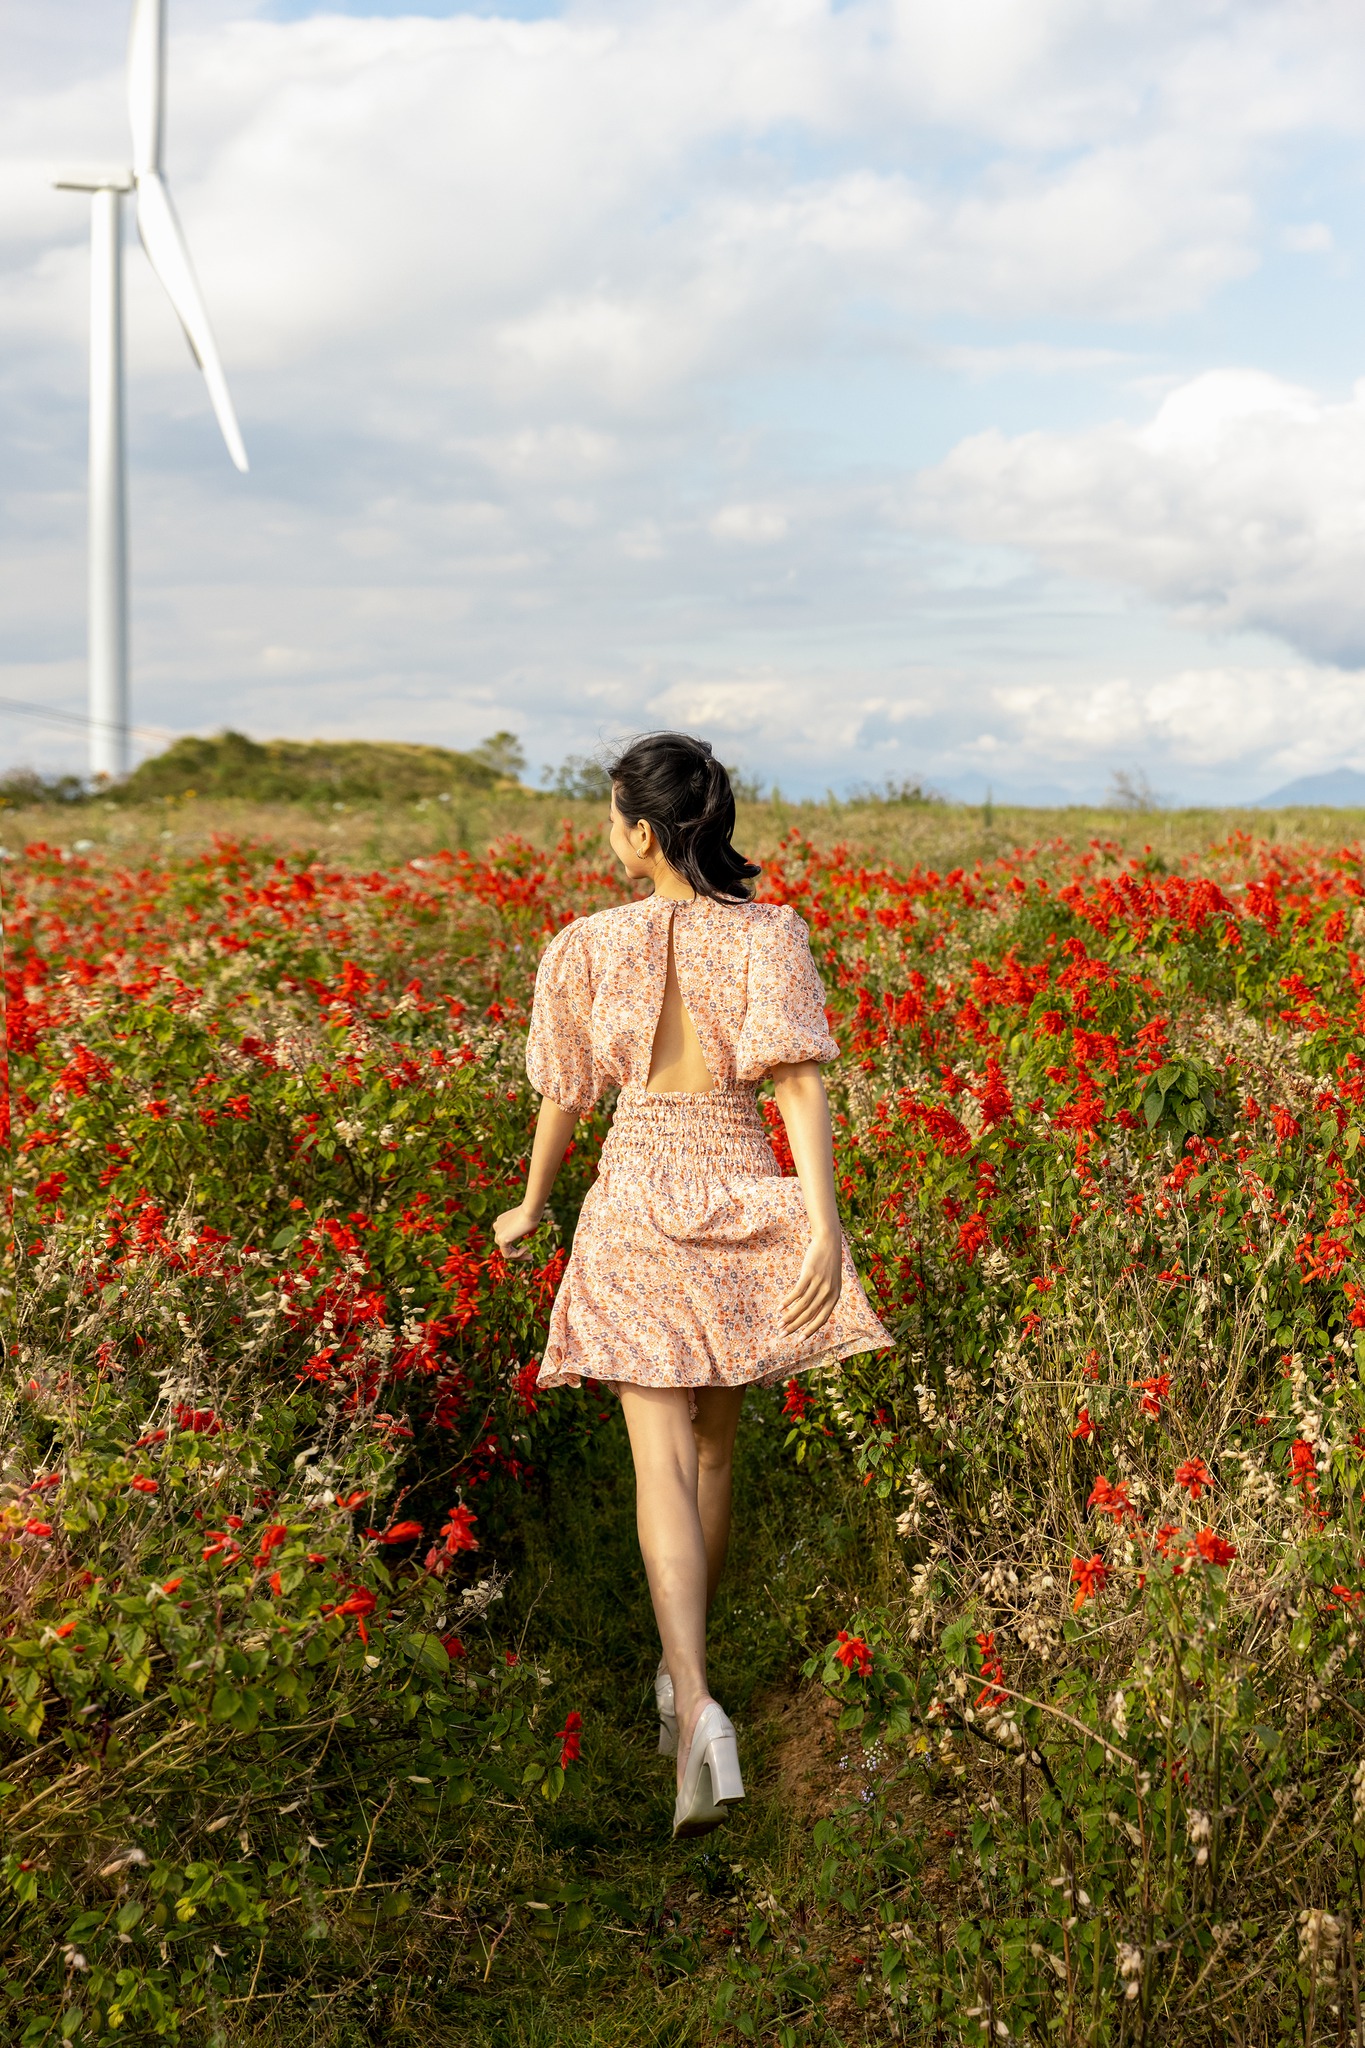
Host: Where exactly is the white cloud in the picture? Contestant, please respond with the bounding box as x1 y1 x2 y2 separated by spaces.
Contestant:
709 502 789 544
1282 221 1334 255
980 662 1365 791
914 369 1365 669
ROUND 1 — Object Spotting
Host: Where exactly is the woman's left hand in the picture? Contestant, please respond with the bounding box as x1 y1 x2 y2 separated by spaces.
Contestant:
494 1202 545 1262
781 1232 842 1337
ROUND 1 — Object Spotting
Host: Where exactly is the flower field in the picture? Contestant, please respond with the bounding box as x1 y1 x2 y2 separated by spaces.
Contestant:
6 814 1365 2044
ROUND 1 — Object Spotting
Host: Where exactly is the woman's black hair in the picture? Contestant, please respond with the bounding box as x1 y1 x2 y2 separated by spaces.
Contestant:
608 731 760 903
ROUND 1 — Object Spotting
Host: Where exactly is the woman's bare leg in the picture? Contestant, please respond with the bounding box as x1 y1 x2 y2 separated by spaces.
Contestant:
618 1384 712 1785
692 1386 745 1606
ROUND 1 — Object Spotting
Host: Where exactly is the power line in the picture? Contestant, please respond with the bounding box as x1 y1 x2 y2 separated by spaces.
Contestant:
0 693 172 744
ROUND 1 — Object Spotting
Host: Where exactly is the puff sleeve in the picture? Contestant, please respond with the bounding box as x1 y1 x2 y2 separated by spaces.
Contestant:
734 906 839 1080
525 920 598 1112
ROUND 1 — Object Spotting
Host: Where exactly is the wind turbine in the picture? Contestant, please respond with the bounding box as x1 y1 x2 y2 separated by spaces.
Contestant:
56 0 248 783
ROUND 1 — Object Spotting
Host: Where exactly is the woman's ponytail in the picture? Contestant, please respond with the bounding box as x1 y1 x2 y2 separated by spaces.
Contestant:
607 733 760 902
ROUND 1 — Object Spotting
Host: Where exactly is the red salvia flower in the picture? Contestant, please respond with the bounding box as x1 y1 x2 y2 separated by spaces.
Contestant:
557 1710 583 1768
1087 1475 1136 1524
834 1630 874 1678
329 1585 378 1644
173 1405 222 1435
974 1630 1006 1708
1132 1373 1171 1419
440 1504 478 1553
1194 1528 1236 1568
1174 1457 1214 1500
255 1523 288 1566
955 1211 991 1264
1289 1440 1319 1494
1070 1554 1110 1611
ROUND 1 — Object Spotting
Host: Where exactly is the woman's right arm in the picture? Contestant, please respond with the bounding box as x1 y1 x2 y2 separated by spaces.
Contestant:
493 1096 580 1259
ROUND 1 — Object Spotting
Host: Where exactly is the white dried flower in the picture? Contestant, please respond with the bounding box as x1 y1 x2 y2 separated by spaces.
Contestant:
1298 1908 1342 1982
1352 1758 1365 1830
1187 1810 1212 1866
1109 1691 1128 1739
1117 1942 1143 2002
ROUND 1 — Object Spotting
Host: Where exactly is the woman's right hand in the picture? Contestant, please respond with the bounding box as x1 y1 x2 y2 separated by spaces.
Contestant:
493 1201 545 1262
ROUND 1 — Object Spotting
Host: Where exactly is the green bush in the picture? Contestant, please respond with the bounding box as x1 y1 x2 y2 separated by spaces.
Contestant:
114 733 505 808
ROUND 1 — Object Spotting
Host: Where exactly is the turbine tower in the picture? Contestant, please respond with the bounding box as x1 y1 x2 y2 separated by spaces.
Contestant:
56 0 247 783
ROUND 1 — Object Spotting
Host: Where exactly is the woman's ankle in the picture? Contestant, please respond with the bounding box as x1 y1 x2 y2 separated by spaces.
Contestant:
674 1686 712 1749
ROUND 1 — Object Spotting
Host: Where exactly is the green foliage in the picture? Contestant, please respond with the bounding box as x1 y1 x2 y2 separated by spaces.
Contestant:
467 731 528 782
0 767 89 809
542 753 613 802
115 731 504 807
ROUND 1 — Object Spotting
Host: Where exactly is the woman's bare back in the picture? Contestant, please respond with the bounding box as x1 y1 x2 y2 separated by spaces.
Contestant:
646 922 716 1093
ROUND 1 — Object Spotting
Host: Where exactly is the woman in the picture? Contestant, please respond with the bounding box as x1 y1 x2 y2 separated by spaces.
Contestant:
494 732 892 1836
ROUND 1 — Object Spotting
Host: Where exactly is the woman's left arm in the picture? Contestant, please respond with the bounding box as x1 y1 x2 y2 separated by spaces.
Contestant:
493 1096 580 1260
770 1060 842 1336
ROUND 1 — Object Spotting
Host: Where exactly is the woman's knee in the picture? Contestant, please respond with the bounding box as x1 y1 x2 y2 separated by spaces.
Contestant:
691 1389 744 1471
620 1386 698 1481
692 1428 732 1474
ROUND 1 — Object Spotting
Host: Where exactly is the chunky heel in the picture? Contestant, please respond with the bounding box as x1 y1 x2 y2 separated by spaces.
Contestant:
672 1700 744 1838
704 1728 744 1805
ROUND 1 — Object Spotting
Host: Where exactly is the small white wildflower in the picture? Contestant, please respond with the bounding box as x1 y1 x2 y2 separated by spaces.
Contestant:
62 1946 89 1972
1187 1810 1212 1866
1109 1690 1128 1739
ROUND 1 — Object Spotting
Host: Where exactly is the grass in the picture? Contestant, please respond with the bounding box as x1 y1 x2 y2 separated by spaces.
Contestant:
217 1393 896 2047
4 786 1365 878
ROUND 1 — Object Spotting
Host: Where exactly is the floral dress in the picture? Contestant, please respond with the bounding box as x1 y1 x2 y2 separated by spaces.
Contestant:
526 894 893 1399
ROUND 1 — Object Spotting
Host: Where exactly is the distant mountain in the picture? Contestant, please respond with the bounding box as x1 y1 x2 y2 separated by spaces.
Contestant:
1255 768 1365 809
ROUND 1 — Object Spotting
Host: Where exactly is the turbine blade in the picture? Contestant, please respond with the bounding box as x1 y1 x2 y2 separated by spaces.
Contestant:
135 172 248 473
127 0 165 178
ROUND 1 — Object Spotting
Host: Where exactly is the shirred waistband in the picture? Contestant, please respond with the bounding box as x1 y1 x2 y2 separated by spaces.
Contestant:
602 1085 777 1173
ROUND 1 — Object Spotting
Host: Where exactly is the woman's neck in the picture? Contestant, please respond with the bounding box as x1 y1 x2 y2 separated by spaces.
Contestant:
649 865 697 902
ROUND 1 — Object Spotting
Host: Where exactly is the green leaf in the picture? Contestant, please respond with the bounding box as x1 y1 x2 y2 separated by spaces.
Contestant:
940 1616 973 1665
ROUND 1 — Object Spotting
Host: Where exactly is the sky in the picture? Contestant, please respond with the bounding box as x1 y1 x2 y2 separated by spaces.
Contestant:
3 0 1365 802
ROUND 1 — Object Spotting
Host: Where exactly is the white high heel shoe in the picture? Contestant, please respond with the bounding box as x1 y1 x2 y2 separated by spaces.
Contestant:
672 1700 745 1839
655 1666 678 1757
